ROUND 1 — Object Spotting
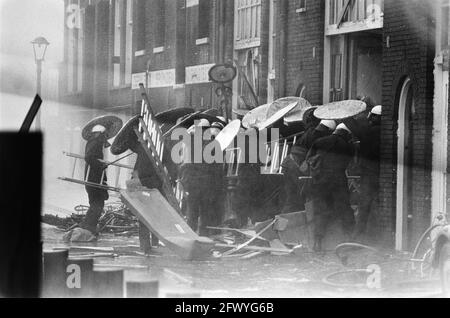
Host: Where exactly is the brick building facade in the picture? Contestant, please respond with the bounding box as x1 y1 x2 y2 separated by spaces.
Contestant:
379 0 436 249
60 0 450 250
274 0 325 105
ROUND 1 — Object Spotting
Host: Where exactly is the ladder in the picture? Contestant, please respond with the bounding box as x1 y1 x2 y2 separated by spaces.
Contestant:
261 135 298 175
134 85 182 213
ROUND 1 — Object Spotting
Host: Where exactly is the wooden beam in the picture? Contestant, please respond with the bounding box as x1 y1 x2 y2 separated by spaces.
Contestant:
19 95 42 132
58 177 123 192
337 0 353 28
215 243 294 254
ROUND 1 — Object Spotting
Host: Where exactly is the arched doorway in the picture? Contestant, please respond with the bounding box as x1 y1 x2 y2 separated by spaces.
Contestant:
396 77 415 251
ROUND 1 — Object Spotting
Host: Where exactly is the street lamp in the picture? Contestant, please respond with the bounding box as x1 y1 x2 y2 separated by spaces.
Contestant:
31 36 50 130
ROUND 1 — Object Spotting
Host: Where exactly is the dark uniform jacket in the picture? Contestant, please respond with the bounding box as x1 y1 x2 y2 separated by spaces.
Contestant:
343 118 380 176
84 135 109 200
179 131 223 196
306 130 354 185
133 144 163 190
289 126 332 165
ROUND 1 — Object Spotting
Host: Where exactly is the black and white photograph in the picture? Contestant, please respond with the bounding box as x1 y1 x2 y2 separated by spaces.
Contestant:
0 0 449 302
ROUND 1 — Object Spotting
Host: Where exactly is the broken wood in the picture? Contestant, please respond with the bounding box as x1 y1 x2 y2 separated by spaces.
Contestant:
163 268 193 286
54 246 115 253
214 243 295 254
221 219 277 256
206 226 268 242
94 264 149 270
69 253 116 259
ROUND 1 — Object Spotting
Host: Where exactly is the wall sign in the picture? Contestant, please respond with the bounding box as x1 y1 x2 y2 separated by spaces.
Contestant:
149 69 176 88
131 72 147 90
185 63 215 85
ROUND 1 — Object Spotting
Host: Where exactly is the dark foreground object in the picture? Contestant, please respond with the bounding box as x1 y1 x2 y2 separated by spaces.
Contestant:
0 133 42 297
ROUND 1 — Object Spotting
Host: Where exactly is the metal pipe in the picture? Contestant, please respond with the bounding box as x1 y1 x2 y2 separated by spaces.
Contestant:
278 0 289 98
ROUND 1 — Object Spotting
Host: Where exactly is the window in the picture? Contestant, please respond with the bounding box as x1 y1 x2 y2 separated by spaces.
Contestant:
67 17 75 93
77 8 85 92
113 0 133 87
440 0 449 50
296 0 307 13
67 0 84 93
125 0 133 85
330 53 343 101
326 0 384 35
154 0 166 48
135 0 146 53
113 0 123 87
235 0 261 50
198 0 210 39
326 32 382 103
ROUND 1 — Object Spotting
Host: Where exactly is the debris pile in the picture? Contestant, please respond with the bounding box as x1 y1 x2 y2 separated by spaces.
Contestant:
42 201 139 235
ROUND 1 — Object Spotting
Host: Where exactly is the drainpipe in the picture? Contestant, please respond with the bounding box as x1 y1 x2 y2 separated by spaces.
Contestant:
218 0 226 63
278 0 288 98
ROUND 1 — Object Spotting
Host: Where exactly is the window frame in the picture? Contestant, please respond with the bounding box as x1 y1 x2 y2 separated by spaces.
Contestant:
67 0 84 94
153 0 166 50
197 0 210 41
325 0 384 36
112 0 134 88
234 0 262 50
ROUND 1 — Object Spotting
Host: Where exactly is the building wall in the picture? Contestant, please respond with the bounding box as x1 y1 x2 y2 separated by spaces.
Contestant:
61 0 234 115
447 67 450 214
94 0 111 109
59 0 444 249
274 0 325 105
378 0 435 247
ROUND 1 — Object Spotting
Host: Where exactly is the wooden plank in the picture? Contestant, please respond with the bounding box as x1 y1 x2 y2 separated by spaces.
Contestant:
215 243 294 254
58 177 122 192
121 188 215 261
19 95 42 132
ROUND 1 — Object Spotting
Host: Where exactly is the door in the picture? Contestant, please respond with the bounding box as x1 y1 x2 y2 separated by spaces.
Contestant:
396 77 415 251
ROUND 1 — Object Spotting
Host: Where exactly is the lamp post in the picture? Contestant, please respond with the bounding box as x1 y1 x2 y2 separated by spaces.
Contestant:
31 36 50 130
